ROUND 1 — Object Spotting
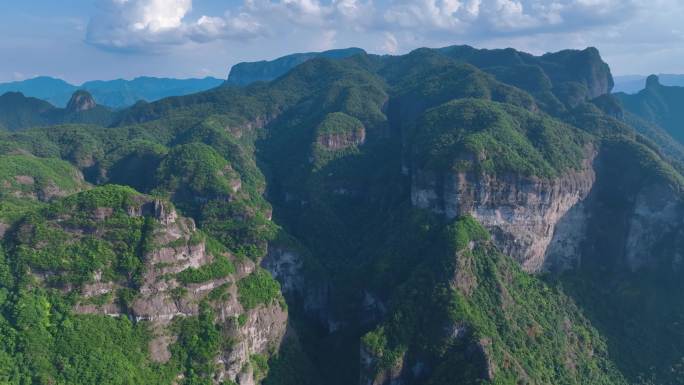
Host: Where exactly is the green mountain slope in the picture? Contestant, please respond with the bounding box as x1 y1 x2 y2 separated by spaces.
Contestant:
361 216 626 385
1 44 684 385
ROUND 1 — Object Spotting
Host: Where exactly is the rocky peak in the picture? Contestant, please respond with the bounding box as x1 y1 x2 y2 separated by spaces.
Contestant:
66 90 97 112
646 74 661 89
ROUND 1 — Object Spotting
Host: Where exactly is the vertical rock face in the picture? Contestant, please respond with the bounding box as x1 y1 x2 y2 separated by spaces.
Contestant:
541 47 614 99
624 183 684 271
411 151 597 272
573 47 615 98
72 196 287 385
646 74 661 89
66 90 97 112
543 199 589 272
317 125 366 151
220 304 288 382
261 247 334 329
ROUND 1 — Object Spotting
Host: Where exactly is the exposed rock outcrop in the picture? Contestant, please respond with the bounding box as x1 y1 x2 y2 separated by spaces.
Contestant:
624 183 684 271
71 195 287 384
0 222 8 238
317 125 366 151
261 247 334 330
66 90 97 112
411 151 597 272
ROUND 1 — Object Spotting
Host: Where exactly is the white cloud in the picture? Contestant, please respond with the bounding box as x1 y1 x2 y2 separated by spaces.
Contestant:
126 0 191 31
381 0 640 37
87 0 378 51
84 0 684 77
86 0 266 51
382 32 398 53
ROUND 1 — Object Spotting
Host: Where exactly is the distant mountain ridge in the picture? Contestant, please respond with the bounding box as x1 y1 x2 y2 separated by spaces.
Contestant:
0 76 224 109
226 47 366 86
613 74 684 93
0 90 112 130
616 75 684 144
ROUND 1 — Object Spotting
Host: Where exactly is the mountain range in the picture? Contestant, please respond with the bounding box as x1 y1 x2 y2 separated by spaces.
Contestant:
0 76 224 109
0 48 364 110
2 44 684 385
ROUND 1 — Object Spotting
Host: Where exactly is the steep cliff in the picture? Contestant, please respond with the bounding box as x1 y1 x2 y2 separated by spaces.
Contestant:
438 45 614 109
408 98 594 271
66 90 97 112
1 185 287 384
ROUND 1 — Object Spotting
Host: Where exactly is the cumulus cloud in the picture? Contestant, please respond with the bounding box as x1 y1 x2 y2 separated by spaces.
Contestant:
86 0 264 51
86 0 374 51
85 0 682 68
382 0 641 38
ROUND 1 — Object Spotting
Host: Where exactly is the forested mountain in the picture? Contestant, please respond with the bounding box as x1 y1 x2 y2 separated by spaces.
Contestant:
225 47 366 86
1 45 684 385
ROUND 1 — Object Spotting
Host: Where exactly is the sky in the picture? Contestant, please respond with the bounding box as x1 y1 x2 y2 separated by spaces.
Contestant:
2 0 684 84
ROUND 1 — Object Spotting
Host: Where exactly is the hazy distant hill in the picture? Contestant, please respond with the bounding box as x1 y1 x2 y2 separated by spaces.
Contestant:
0 76 223 108
614 74 684 93
0 90 113 130
617 75 684 144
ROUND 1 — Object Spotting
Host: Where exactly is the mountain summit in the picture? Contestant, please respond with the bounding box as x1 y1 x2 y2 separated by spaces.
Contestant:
226 47 366 86
66 90 97 112
646 74 661 88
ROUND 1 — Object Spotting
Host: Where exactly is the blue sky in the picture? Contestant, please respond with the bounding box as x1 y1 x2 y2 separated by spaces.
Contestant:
2 0 684 84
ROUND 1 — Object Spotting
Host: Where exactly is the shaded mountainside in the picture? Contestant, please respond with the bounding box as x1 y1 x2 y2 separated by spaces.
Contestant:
617 75 684 144
0 76 224 109
1 44 684 385
360 217 626 385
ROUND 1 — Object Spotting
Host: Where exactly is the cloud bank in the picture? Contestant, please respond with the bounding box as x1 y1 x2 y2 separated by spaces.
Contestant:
86 0 652 51
80 0 684 78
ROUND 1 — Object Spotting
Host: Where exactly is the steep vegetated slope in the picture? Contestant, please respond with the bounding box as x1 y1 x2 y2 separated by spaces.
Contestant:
0 45 683 385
